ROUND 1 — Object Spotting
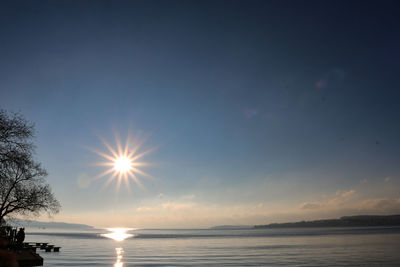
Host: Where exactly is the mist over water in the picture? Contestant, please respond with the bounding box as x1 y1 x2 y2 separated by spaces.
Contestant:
26 227 400 266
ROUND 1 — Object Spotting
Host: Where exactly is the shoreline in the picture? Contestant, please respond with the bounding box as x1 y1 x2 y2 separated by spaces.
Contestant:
1 236 44 267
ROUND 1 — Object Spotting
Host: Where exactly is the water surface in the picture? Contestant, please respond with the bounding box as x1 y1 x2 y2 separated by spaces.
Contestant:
26 227 400 266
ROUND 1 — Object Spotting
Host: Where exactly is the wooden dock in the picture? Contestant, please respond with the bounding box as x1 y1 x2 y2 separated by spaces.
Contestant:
25 242 61 252
15 242 62 266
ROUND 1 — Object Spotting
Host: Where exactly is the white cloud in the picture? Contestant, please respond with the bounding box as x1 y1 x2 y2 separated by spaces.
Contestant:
298 188 400 216
328 189 356 205
301 202 322 210
136 201 195 213
300 189 356 210
161 201 194 211
358 198 400 212
136 206 155 212
180 194 196 200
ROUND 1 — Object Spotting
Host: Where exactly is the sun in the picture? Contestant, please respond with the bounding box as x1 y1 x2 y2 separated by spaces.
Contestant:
114 157 132 173
88 132 155 191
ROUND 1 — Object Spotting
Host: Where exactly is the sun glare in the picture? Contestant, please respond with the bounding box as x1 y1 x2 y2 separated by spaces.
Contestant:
89 132 155 191
114 156 132 173
102 228 134 242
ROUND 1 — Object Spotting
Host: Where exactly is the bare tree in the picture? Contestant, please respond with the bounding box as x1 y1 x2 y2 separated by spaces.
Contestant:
0 110 60 224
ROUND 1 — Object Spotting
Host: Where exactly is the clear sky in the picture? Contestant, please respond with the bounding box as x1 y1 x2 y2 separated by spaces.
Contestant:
1 0 400 228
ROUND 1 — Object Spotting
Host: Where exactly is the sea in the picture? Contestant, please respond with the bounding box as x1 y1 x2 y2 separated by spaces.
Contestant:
25 226 400 266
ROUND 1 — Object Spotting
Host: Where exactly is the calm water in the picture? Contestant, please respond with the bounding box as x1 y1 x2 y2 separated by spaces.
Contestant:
26 227 400 266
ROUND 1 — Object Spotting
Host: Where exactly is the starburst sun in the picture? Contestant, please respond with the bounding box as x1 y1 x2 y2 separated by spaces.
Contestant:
89 133 154 191
114 156 132 173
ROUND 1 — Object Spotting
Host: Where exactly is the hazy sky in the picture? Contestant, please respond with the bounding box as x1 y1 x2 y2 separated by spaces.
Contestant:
1 0 400 228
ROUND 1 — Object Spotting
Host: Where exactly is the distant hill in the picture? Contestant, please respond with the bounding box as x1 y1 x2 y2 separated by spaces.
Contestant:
255 215 400 229
6 219 94 230
210 225 252 230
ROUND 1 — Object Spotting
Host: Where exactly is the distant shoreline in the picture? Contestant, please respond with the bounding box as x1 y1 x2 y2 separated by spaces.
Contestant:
8 215 400 231
254 215 400 228
7 219 94 230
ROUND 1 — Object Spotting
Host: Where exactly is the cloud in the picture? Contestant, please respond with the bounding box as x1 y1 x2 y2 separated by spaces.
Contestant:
298 188 400 216
161 201 194 211
330 189 355 204
136 206 155 212
136 194 197 214
300 189 356 210
136 201 195 213
301 203 322 210
339 190 355 198
181 194 196 200
131 200 281 228
385 177 391 183
358 198 400 211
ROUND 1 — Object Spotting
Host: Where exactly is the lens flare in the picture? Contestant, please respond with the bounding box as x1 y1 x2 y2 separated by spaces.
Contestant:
88 132 155 191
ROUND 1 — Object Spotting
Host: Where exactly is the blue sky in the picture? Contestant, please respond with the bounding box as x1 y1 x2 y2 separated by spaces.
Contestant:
1 0 400 227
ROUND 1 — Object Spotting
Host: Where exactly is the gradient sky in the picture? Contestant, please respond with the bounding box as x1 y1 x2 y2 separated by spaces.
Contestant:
1 0 400 228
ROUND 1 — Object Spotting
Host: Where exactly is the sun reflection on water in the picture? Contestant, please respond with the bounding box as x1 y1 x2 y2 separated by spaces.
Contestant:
102 228 134 242
114 247 124 267
101 228 135 266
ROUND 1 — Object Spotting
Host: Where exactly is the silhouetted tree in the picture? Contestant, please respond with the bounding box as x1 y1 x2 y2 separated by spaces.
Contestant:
0 109 60 224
